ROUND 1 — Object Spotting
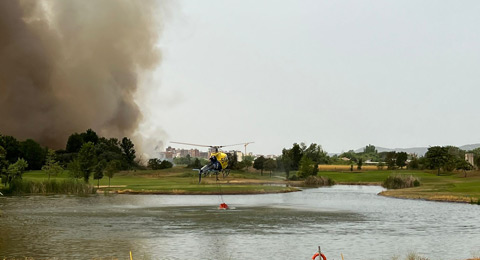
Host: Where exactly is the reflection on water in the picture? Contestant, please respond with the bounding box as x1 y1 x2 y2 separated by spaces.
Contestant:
1 186 480 259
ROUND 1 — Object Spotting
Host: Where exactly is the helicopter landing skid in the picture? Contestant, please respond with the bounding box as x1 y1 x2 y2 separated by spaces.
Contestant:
193 168 223 183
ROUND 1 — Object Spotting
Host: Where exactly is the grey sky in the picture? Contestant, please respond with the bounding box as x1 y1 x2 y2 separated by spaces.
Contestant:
138 0 480 156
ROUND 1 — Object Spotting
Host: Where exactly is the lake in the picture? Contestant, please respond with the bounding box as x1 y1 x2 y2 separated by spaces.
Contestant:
1 185 479 259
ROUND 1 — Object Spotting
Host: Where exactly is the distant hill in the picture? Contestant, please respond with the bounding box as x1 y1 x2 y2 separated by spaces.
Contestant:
351 143 480 156
459 144 480 152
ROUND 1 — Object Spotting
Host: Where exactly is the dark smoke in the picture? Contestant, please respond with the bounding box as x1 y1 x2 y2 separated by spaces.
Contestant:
0 0 163 149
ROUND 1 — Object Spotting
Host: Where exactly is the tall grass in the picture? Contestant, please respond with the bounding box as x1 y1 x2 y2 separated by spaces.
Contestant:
391 252 430 260
383 175 420 189
7 179 96 195
304 176 335 187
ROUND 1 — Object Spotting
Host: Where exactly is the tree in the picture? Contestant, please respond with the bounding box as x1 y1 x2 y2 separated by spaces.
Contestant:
396 152 408 169
105 160 121 187
289 143 303 170
242 155 254 171
120 137 136 168
298 155 315 179
313 162 319 176
66 133 84 153
5 158 28 185
81 129 99 145
66 129 99 154
93 160 107 188
444 146 463 172
147 158 172 169
42 149 63 180
67 158 83 179
95 137 123 164
357 158 363 170
476 155 480 170
253 156 266 175
0 135 21 164
264 158 277 177
425 146 449 176
385 152 397 170
55 149 76 167
377 162 386 170
341 150 357 162
0 146 9 186
188 158 202 169
279 149 292 180
19 139 46 170
303 143 329 164
456 160 473 178
78 142 97 182
159 160 173 169
226 152 238 170
407 154 420 170
364 144 377 154
148 158 161 170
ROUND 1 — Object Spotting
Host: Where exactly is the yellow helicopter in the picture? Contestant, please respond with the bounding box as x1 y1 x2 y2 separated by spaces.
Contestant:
170 141 253 183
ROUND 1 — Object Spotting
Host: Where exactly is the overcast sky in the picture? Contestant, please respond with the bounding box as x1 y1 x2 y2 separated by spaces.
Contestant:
137 0 480 156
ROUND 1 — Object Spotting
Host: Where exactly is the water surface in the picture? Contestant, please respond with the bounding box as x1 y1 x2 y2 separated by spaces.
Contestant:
1 185 479 259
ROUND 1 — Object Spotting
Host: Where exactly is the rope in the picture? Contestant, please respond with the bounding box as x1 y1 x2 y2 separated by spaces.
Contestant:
216 174 225 204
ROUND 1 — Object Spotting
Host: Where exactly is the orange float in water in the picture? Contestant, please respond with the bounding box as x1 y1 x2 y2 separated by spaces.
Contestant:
219 203 229 209
312 252 327 260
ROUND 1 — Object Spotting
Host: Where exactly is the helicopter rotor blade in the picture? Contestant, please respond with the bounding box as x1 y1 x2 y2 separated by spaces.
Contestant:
170 141 212 148
217 142 254 148
171 141 255 151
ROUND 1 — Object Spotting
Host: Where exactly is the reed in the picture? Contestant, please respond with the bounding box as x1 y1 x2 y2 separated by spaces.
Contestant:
407 252 429 260
382 175 420 189
7 179 96 195
304 176 335 187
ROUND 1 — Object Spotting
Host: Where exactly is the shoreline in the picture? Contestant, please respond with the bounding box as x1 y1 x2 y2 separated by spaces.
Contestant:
378 190 478 204
333 182 480 205
4 172 479 205
110 187 300 195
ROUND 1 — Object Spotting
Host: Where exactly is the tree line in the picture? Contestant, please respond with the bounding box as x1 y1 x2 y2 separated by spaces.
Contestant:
1 129 140 186
174 143 480 180
3 130 479 185
336 144 479 175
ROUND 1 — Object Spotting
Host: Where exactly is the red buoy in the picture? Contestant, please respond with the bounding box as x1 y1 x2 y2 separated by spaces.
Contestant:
219 203 229 209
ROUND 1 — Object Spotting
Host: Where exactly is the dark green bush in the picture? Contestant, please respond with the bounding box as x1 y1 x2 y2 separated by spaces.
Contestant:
288 174 298 181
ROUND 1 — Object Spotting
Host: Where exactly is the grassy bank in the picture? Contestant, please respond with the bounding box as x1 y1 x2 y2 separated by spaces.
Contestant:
318 170 480 203
5 167 299 195
3 167 479 203
3 179 96 195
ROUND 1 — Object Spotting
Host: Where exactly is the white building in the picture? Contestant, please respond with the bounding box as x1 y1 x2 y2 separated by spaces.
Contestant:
465 153 475 167
234 151 243 161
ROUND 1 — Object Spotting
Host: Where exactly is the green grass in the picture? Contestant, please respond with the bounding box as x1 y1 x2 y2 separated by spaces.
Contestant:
317 170 459 184
7 167 296 195
4 168 480 202
315 169 480 202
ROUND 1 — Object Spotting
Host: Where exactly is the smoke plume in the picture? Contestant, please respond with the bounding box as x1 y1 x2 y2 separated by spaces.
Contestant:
0 0 163 149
